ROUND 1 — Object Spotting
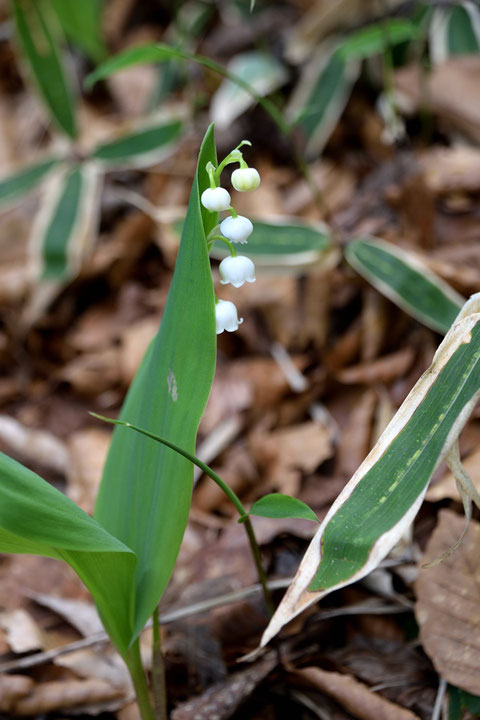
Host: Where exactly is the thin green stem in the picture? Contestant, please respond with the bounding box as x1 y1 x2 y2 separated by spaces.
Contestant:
209 235 236 256
152 607 168 719
91 414 275 615
126 639 155 720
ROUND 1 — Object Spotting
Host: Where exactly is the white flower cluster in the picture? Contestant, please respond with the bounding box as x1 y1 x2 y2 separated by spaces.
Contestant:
201 157 260 335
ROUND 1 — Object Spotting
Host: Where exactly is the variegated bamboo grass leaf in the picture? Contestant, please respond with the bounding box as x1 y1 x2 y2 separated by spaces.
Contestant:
12 0 77 138
345 237 464 334
31 162 101 280
0 452 136 657
91 116 184 170
49 0 106 63
0 156 60 209
337 18 419 61
286 45 359 158
429 1 480 65
261 293 480 647
210 52 288 129
95 125 217 642
211 218 334 271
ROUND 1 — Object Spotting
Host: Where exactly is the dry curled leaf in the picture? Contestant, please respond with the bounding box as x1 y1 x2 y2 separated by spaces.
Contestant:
416 509 480 695
292 666 421 720
12 678 124 716
0 675 34 713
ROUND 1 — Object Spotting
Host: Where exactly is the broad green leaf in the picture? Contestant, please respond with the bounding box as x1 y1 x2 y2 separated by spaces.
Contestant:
50 0 106 62
247 494 319 523
95 125 217 641
92 117 184 169
12 0 77 138
287 47 359 157
429 3 480 64
345 237 464 334
212 218 331 270
33 162 101 280
210 51 288 129
0 157 59 208
337 18 419 61
0 452 136 656
261 293 480 647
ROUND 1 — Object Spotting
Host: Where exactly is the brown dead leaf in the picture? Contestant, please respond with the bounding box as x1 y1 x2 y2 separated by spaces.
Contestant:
0 675 34 713
291 667 420 720
421 146 480 195
427 446 480 503
0 608 44 652
171 653 277 720
12 678 124 716
336 389 377 479
0 414 68 474
249 420 334 496
67 428 111 514
120 316 159 384
336 347 414 385
59 346 121 395
416 509 480 695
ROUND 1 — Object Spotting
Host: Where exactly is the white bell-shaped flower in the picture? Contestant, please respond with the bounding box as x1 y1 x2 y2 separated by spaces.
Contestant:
201 187 231 212
215 299 243 334
220 215 253 244
231 167 261 192
219 256 256 288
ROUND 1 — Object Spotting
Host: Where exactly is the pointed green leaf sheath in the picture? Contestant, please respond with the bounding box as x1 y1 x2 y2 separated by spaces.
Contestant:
92 118 184 169
12 0 76 138
0 452 135 656
248 494 319 523
49 0 106 63
345 237 464 334
95 125 217 641
0 157 59 208
261 294 480 646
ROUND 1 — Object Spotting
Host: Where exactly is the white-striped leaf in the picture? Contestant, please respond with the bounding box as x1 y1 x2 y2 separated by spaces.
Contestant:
261 293 480 647
345 237 464 334
210 51 288 129
31 162 101 280
0 157 59 209
91 116 184 170
429 2 480 65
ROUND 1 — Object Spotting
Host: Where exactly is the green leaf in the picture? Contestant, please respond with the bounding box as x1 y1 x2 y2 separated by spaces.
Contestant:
210 51 288 129
447 4 480 55
49 0 106 62
34 162 101 280
86 44 182 89
261 294 480 647
287 47 359 157
337 18 419 61
213 218 331 270
92 117 184 169
345 237 464 334
95 125 217 642
248 494 319 522
0 452 136 656
0 157 59 208
12 0 77 138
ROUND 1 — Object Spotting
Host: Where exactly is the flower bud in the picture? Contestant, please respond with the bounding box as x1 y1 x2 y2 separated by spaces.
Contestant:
201 187 231 212
231 167 261 192
219 256 256 288
215 299 243 334
220 215 253 244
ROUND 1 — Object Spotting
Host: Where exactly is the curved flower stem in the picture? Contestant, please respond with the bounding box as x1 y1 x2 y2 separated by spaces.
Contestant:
91 413 275 616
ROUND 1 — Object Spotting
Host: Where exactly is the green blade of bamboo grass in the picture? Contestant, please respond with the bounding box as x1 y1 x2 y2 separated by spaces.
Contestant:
211 218 331 269
91 117 184 169
49 0 106 62
0 452 136 656
345 237 464 334
0 157 59 208
95 125 217 642
337 18 419 61
446 4 480 54
261 295 480 647
34 162 100 280
12 0 76 138
286 47 359 158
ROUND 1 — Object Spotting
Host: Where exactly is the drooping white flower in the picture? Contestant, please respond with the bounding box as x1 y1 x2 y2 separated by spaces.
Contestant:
201 187 231 212
215 299 243 334
220 215 253 244
231 167 261 192
219 256 256 288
